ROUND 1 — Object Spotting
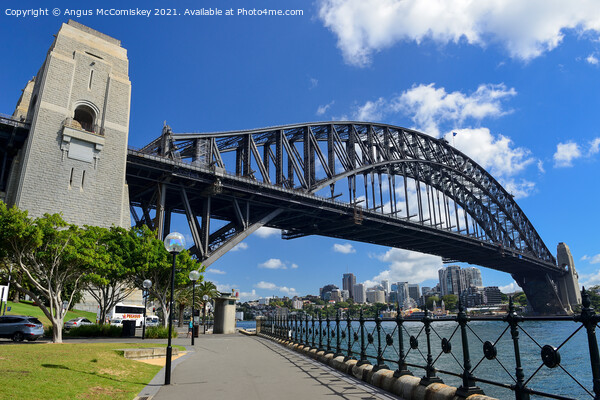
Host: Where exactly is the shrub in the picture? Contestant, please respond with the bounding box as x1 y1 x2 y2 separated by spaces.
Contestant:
144 326 178 339
65 324 122 337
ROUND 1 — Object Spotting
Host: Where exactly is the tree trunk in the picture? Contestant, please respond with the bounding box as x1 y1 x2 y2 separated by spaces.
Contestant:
52 318 63 343
178 304 184 327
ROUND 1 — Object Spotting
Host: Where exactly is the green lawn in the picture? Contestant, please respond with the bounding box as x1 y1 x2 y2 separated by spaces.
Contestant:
0 342 165 400
5 300 97 327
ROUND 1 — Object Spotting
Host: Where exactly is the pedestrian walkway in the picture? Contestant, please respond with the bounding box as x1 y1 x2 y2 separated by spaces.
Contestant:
140 333 398 399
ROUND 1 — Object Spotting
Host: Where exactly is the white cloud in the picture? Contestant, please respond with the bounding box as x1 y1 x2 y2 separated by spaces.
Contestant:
231 242 248 252
333 243 356 254
499 281 521 293
254 281 298 296
291 263 299 269
582 254 600 264
447 128 534 179
238 289 257 301
353 83 516 138
354 98 386 121
394 83 517 137
206 268 226 275
254 227 280 238
553 142 582 167
589 138 600 155
317 101 335 116
579 270 600 287
318 0 600 66
310 77 319 89
587 54 599 65
364 248 442 285
255 281 278 290
259 258 288 269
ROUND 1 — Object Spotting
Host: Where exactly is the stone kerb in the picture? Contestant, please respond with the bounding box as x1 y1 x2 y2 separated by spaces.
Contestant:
258 333 498 400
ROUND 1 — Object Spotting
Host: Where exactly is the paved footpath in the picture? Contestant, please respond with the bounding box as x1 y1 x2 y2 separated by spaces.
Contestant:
141 333 399 400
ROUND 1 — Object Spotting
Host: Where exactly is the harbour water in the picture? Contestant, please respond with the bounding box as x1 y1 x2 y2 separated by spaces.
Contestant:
277 318 596 399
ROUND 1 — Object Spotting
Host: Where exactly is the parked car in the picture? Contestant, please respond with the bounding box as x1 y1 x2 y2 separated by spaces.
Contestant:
110 319 123 327
145 316 159 327
64 317 93 330
0 315 44 342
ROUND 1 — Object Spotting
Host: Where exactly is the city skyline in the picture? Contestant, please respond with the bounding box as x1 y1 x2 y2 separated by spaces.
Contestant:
1 1 599 301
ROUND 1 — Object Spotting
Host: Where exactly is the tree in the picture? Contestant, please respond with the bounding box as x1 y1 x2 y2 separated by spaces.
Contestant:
126 226 202 327
426 296 440 311
442 294 458 311
0 203 90 343
513 292 527 306
175 286 194 327
81 226 137 325
196 281 219 327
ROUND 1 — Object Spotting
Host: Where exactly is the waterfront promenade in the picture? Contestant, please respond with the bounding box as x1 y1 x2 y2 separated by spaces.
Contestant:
141 332 398 400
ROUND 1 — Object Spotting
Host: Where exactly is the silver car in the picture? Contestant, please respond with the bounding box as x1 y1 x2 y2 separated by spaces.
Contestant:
64 317 94 330
0 315 44 342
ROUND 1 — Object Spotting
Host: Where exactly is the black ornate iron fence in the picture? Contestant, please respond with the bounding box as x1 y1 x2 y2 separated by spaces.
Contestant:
260 289 600 400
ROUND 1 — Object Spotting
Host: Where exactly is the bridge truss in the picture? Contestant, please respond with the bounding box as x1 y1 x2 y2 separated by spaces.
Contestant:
127 122 568 313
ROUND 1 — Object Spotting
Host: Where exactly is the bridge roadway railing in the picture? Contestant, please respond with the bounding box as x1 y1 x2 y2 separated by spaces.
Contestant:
260 289 600 400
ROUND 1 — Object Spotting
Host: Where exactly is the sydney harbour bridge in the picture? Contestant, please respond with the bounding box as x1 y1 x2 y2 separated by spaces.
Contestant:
125 121 580 315
0 21 581 315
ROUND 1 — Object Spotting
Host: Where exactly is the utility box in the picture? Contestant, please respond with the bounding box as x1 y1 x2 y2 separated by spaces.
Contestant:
213 295 237 334
121 320 136 337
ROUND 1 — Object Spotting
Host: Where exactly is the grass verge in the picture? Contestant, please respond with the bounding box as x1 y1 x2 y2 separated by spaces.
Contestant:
0 342 182 400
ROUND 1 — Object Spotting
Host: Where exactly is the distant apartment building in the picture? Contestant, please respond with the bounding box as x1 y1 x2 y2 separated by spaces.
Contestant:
353 283 366 303
464 267 483 288
291 298 304 310
343 273 356 299
408 284 420 301
396 282 409 304
341 290 350 301
258 297 270 305
381 280 390 294
366 289 386 304
484 286 503 305
320 284 339 300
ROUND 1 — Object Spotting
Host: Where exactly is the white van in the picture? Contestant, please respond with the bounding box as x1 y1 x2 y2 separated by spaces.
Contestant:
145 316 159 327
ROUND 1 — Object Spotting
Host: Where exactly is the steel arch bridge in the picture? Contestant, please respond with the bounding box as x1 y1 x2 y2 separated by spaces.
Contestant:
126 121 579 315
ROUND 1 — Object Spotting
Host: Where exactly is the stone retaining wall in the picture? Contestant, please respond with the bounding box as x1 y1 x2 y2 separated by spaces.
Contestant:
121 347 179 360
259 334 497 400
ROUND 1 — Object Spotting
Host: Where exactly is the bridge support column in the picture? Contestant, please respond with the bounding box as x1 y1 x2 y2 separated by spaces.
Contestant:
555 242 582 313
512 272 566 315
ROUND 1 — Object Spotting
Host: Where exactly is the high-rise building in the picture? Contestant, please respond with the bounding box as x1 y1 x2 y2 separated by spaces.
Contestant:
366 289 386 304
320 284 339 300
396 282 409 305
439 265 467 296
343 273 356 299
353 283 366 303
381 280 390 294
484 286 502 305
464 267 483 288
408 284 420 301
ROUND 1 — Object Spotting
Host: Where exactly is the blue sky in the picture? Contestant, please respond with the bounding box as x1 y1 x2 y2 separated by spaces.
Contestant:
2 0 600 300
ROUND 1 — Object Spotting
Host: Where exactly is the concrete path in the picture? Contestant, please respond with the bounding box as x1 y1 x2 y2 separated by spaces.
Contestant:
144 333 399 400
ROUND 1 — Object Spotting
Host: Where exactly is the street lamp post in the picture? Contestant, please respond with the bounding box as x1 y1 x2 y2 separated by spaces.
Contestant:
203 294 209 334
142 279 152 340
163 231 186 386
189 270 200 346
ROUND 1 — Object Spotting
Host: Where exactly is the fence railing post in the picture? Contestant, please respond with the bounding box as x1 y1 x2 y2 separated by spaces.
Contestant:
326 309 332 354
318 310 324 351
335 311 342 357
345 309 354 361
311 312 316 349
456 300 484 397
394 303 412 377
575 287 600 400
420 307 443 385
305 313 309 347
357 308 370 366
373 312 389 371
506 297 529 400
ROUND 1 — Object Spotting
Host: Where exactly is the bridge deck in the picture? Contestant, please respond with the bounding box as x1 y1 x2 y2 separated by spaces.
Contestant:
145 333 396 400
